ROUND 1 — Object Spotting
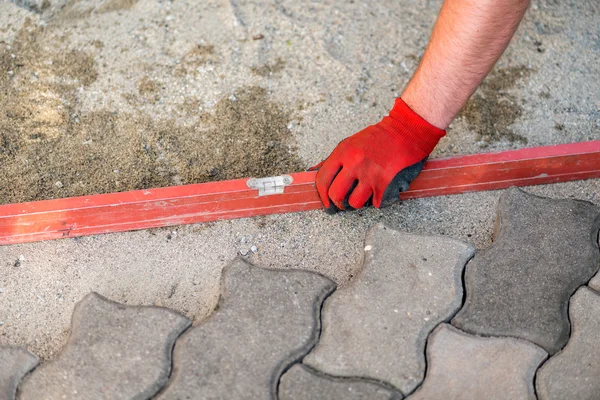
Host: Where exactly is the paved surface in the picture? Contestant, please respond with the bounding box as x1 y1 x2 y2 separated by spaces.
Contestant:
0 0 599 397
1 0 599 363
406 324 546 400
0 346 38 400
590 269 600 292
452 188 600 354
279 365 402 400
3 188 600 399
156 258 335 399
304 225 475 393
536 287 600 400
19 293 191 400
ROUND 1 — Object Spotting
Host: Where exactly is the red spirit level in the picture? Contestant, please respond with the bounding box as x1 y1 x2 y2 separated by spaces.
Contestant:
1 140 599 245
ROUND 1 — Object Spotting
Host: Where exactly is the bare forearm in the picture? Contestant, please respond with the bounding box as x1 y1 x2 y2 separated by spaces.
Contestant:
401 0 530 129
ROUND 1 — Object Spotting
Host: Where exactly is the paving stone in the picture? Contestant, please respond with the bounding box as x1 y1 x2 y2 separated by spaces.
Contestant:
19 292 191 400
0 346 38 400
452 188 600 354
590 247 600 292
303 224 475 394
407 324 547 400
279 364 403 400
156 258 336 400
536 286 600 400
590 274 600 291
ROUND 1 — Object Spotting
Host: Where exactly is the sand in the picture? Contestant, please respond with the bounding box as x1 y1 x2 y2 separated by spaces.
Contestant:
0 0 598 360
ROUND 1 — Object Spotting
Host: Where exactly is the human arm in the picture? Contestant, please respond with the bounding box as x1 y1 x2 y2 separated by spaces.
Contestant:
313 0 530 212
402 0 531 129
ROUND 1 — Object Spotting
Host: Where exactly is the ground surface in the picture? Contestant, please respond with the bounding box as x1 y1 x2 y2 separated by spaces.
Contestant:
0 0 599 203
0 0 599 371
2 189 600 399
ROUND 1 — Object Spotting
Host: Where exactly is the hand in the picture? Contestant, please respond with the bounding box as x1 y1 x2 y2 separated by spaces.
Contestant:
311 98 445 213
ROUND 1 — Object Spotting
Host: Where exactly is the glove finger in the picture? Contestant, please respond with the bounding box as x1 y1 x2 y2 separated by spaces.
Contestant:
371 181 388 209
315 161 342 209
328 168 357 210
341 180 359 211
347 182 374 209
308 160 325 172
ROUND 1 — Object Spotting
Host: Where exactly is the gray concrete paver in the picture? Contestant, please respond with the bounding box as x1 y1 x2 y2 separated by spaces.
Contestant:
19 292 191 400
407 324 546 400
589 271 600 292
279 364 403 400
303 224 475 394
1 0 600 364
452 188 600 354
536 286 600 400
591 213 600 292
0 346 38 400
156 258 336 400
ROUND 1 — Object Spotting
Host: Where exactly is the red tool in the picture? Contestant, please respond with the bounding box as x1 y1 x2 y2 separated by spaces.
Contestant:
1 140 599 245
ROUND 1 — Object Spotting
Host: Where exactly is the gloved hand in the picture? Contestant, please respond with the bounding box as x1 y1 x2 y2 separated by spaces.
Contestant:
311 98 445 213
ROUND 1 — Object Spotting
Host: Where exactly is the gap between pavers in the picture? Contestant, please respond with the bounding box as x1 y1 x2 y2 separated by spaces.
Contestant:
0 346 39 400
18 293 191 400
536 286 600 400
406 324 546 400
279 364 403 400
588 219 600 291
3 187 599 399
452 188 600 355
156 258 336 399
303 223 475 394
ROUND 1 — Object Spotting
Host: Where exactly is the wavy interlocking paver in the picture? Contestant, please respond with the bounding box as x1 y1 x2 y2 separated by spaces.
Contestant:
591 221 600 291
156 258 336 399
407 324 546 400
452 188 600 354
0 346 38 400
536 286 600 400
303 224 475 394
279 364 403 400
590 269 600 292
19 292 191 400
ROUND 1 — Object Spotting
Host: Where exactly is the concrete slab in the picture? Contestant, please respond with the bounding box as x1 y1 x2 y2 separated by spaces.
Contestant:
590 274 600 292
407 324 546 400
279 364 403 400
19 293 191 400
304 224 475 394
452 188 600 354
0 346 38 400
156 258 335 399
536 286 600 400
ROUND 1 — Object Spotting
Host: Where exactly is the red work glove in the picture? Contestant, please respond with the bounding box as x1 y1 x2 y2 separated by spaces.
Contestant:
311 98 445 213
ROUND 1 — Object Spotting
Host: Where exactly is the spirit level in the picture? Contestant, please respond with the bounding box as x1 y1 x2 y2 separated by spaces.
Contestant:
1 141 599 245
